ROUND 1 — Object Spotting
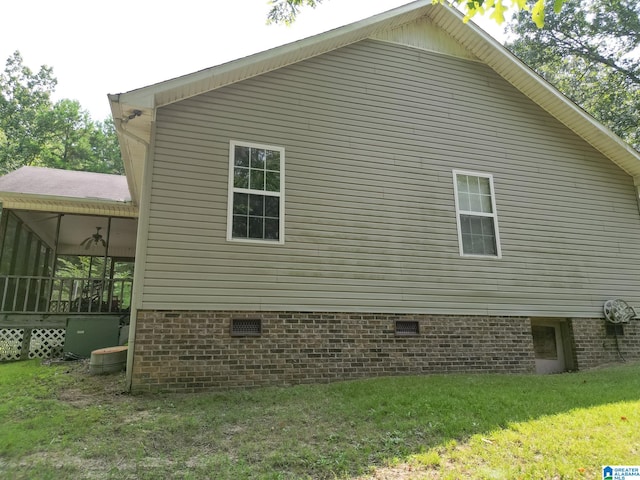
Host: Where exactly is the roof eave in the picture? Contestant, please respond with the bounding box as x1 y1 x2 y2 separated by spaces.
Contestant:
109 93 151 207
0 191 138 217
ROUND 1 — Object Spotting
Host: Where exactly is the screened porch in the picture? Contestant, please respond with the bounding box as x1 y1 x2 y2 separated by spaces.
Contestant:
0 209 137 362
0 210 136 315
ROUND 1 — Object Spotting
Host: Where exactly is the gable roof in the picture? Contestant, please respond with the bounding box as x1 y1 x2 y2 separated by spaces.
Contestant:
0 167 137 217
109 0 640 206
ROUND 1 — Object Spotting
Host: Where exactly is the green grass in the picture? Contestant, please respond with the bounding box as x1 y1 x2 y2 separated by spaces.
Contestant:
0 360 639 479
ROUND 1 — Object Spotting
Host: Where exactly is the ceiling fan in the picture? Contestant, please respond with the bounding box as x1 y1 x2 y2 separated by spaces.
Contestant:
80 227 107 249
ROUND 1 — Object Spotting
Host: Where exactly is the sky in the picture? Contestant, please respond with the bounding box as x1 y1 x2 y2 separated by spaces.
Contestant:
0 0 508 121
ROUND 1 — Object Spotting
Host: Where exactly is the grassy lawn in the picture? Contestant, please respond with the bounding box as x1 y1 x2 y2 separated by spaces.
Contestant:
0 360 638 479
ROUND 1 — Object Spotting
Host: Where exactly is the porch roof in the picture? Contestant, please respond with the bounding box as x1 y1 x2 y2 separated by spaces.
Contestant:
0 167 137 217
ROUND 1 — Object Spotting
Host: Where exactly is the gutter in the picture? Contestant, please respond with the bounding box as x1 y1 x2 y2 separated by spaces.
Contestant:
0 192 138 217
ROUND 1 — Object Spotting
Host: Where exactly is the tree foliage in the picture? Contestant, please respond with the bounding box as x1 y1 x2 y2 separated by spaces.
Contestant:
507 0 640 150
0 51 123 175
267 0 567 28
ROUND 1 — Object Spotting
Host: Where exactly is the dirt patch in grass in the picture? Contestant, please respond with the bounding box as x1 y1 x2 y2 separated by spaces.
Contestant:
47 359 130 407
358 464 437 480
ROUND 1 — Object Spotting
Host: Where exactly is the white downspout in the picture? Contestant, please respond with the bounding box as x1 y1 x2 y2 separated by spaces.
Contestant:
113 108 156 392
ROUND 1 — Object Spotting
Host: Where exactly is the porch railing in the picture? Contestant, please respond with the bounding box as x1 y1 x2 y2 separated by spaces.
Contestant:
0 276 132 314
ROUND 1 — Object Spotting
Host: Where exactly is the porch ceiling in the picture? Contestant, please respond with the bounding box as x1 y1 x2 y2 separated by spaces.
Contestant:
14 211 137 258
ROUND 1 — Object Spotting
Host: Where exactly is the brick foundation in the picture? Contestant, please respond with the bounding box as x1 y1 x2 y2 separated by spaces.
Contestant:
570 318 640 369
130 312 640 393
131 311 537 393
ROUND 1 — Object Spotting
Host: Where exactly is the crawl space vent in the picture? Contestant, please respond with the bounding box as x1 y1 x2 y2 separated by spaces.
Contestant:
231 318 262 337
606 324 624 337
395 320 419 336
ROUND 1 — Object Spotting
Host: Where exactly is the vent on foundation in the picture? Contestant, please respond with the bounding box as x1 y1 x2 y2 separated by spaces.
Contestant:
606 324 624 337
395 320 419 336
231 318 262 337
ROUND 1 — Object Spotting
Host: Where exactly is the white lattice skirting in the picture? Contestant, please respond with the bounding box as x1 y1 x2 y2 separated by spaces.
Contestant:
0 328 24 361
0 328 66 361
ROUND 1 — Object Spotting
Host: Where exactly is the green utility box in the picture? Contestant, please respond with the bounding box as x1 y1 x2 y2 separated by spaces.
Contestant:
63 316 121 358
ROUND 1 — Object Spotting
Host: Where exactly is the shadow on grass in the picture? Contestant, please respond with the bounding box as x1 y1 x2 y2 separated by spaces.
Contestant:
1 360 640 479
139 360 640 479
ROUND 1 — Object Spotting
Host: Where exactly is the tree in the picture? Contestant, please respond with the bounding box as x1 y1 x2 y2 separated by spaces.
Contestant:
506 0 640 150
89 119 123 174
0 51 123 175
0 51 57 173
39 100 123 174
267 0 567 28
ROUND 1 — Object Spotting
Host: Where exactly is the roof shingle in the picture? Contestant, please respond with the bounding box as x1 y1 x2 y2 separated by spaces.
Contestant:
0 167 130 203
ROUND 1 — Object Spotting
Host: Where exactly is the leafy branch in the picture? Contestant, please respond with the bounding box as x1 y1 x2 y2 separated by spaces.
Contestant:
266 0 568 28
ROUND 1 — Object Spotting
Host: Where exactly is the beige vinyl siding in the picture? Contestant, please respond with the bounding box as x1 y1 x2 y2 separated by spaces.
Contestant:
140 39 640 316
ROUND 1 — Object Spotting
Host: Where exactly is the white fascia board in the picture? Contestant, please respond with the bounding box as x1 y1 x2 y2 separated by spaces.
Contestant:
0 192 138 217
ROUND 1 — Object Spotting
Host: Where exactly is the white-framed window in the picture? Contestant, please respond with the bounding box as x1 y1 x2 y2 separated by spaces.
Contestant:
452 170 501 258
227 141 284 243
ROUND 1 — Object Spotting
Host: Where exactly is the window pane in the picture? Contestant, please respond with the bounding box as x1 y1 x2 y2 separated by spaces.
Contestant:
471 233 485 255
251 148 265 169
469 193 483 212
457 175 469 193
481 216 496 238
234 167 249 189
264 219 279 240
232 215 248 238
249 217 264 238
458 192 471 211
233 193 248 215
468 176 481 194
480 194 493 214
266 171 280 192
234 146 249 167
460 215 471 233
469 216 483 235
266 150 280 171
478 177 491 195
249 195 264 216
250 170 264 190
265 196 280 217
483 235 497 256
462 230 473 253
457 175 494 212
460 215 496 255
